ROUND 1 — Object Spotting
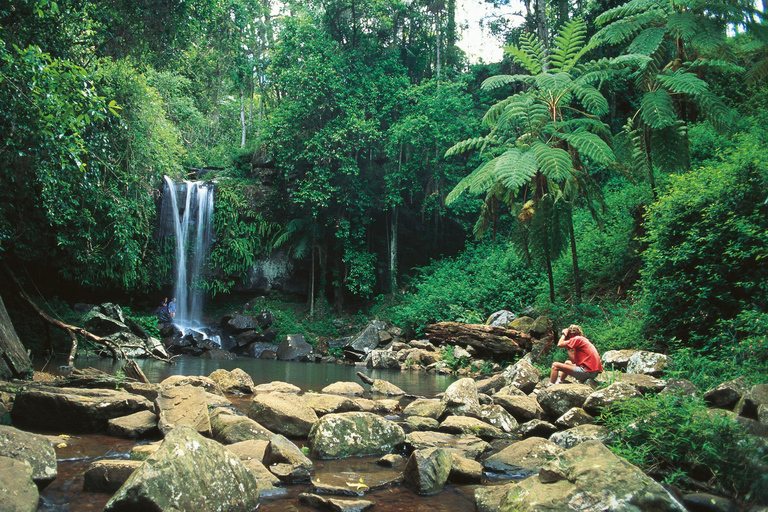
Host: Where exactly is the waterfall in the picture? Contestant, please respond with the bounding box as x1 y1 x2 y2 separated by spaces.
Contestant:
161 176 215 330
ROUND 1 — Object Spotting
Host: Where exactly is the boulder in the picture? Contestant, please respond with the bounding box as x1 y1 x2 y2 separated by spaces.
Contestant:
244 342 278 359
307 412 405 459
83 460 142 492
345 320 387 354
81 310 130 337
405 431 491 460
554 407 594 429
155 384 211 436
661 379 699 397
440 378 481 418
449 453 483 484
104 425 261 512
0 456 38 512
276 334 314 361
107 410 159 439
248 392 318 438
406 349 441 367
504 440 686 511
483 437 563 478
548 424 613 449
476 404 519 433
370 379 405 396
476 483 515 512
438 415 506 440
227 313 260 332
704 377 748 410
409 340 438 351
735 384 768 421
226 439 269 464
0 425 57 487
486 310 516 327
683 492 741 512
475 374 507 395
160 375 222 395
403 447 451 495
509 316 535 332
208 368 255 394
536 383 593 420
518 419 558 439
503 357 541 394
626 350 670 376
406 416 439 431
264 434 314 483
298 493 375 512
596 372 667 393
376 453 405 467
601 349 637 371
366 350 401 369
321 381 366 396
130 442 161 461
11 386 153 433
493 394 543 422
253 381 301 393
304 393 360 416
402 398 444 420
210 408 274 444
354 398 401 414
582 382 642 416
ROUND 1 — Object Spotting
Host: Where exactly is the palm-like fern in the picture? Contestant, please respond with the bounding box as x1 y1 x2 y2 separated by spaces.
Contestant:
446 17 616 302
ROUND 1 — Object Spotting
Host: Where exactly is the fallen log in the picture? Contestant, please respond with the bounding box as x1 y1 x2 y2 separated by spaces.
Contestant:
424 322 533 357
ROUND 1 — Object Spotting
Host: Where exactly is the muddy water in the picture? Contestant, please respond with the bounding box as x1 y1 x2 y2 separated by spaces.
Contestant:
34 356 496 511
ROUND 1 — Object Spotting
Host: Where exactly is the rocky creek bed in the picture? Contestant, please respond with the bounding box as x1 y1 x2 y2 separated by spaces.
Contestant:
2 340 767 512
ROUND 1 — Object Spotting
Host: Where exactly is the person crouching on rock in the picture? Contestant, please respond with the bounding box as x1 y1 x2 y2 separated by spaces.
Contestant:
549 324 603 386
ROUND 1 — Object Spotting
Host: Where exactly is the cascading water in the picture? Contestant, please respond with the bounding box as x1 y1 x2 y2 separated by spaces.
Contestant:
160 176 215 340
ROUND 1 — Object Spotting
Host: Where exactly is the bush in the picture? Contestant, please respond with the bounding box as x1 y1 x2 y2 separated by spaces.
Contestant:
602 393 768 503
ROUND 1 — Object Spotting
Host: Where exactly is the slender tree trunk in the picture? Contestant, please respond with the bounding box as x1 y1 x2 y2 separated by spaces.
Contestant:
390 204 398 294
239 87 246 148
309 247 316 318
536 0 549 68
435 10 441 84
568 207 582 303
545 243 555 303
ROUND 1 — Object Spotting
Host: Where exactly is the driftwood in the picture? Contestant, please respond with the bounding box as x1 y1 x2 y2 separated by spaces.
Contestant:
424 322 534 356
3 264 171 365
0 292 33 379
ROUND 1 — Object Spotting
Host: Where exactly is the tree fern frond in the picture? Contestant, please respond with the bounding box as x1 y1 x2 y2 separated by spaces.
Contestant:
746 57 768 85
611 53 653 70
657 71 710 97
496 149 538 190
550 17 588 72
640 89 676 129
696 89 736 132
534 72 574 95
690 28 728 55
445 137 488 157
558 118 613 139
481 74 535 91
650 123 689 172
558 129 617 166
666 11 699 41
595 0 664 26
684 59 744 74
627 27 666 56
499 95 549 134
505 32 543 74
532 141 573 181
445 156 499 205
482 96 516 127
571 82 610 116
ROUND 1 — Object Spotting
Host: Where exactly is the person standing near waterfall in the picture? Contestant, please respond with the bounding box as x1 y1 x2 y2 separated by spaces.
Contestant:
168 298 176 319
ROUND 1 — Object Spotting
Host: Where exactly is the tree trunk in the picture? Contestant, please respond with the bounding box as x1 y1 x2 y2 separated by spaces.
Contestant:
424 322 533 356
536 0 549 67
390 204 398 293
568 207 582 303
545 241 555 303
0 292 33 380
240 87 246 148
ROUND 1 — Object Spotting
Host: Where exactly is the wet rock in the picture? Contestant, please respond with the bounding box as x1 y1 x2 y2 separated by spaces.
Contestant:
583 381 642 416
438 415 505 440
403 447 451 495
11 386 153 433
277 334 314 361
682 492 740 512
155 384 211 436
537 383 593 420
406 348 441 367
248 392 318 438
440 378 481 418
346 321 388 354
264 434 314 483
596 372 667 393
402 398 444 419
81 310 130 337
475 374 506 395
370 379 405 396
322 382 365 396
299 493 375 512
626 350 670 376
376 453 405 467
227 313 260 332
661 378 699 397
130 442 161 461
308 412 405 459
241 458 284 496
0 426 57 487
449 453 483 484
409 340 438 351
243 341 278 358
509 316 535 332
475 404 519 433
205 391 232 408
354 398 401 414
160 375 222 395
405 416 439 431
549 424 613 449
83 460 142 492
483 437 563 478
704 377 748 410
104 425 261 512
304 393 360 416
514 441 686 511
735 384 768 421
493 393 543 422
518 419 558 439
0 456 38 512
208 368 255 394
554 407 594 429
475 483 515 512
366 350 401 369
486 310 516 327
253 381 301 393
503 357 541 394
226 439 269 463
107 410 159 439
210 408 274 443
200 349 236 360
405 431 492 460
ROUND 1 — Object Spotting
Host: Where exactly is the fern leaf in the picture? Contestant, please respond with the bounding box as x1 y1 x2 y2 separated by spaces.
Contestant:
571 82 609 116
445 156 499 205
534 72 573 95
481 74 535 91
695 89 736 132
558 130 616 166
550 17 588 72
685 59 744 74
627 27 666 56
595 0 663 26
657 71 709 97
504 33 543 74
482 96 515 128
650 123 689 173
611 53 653 70
639 89 676 129
532 141 573 181
496 149 538 190
445 137 487 157
746 56 768 85
666 11 699 40
558 118 612 139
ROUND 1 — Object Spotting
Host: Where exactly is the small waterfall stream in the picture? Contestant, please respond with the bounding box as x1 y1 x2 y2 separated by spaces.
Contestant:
161 176 215 335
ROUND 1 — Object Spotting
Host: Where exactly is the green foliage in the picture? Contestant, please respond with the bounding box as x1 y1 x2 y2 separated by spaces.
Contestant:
440 345 472 372
602 393 768 502
374 241 543 333
640 128 768 345
121 306 161 340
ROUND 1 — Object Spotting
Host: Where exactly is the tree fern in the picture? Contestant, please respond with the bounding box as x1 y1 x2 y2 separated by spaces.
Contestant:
571 81 610 116
481 74 534 91
640 89 676 129
532 141 573 181
550 18 588 72
627 27 667 56
667 11 699 40
650 122 689 172
505 32 544 74
557 130 617 167
445 156 499 206
445 137 487 157
496 149 538 190
595 0 665 26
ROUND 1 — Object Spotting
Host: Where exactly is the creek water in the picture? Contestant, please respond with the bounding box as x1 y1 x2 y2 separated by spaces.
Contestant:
33 356 493 512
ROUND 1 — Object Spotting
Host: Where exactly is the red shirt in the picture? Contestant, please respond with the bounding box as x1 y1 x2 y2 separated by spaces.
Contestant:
566 336 603 373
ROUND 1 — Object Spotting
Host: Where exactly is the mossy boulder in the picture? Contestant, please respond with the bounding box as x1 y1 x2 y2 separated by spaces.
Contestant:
307 412 405 459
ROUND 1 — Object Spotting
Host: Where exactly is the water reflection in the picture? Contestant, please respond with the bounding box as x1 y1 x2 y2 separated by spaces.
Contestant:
42 356 457 398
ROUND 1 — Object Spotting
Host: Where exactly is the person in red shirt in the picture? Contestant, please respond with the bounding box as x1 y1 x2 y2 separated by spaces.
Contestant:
549 324 603 385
